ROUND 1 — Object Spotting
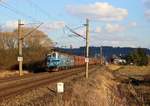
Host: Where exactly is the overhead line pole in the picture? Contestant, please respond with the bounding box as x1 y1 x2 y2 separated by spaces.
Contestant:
17 20 43 76
100 46 103 65
65 19 90 79
85 19 89 79
18 20 24 76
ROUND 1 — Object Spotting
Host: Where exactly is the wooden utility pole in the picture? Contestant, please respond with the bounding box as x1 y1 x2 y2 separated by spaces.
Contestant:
85 19 89 79
100 46 103 65
17 21 42 76
18 20 24 76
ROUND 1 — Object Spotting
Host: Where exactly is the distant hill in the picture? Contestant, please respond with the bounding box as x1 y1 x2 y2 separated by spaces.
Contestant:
56 46 150 60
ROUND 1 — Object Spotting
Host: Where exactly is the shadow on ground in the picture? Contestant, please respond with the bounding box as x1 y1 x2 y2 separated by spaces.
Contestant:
10 60 47 73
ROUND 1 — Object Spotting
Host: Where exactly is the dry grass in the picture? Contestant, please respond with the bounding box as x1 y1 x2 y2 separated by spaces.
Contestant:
107 64 122 71
0 70 29 78
114 65 150 76
112 65 150 106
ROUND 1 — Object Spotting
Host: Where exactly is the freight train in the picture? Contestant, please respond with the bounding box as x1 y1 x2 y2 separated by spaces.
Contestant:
46 51 100 71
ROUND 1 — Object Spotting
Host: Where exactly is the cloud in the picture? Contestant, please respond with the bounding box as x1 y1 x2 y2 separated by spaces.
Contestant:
41 21 65 32
105 23 125 33
101 40 138 47
0 20 65 33
0 0 6 2
91 32 138 47
143 0 150 8
89 27 102 33
90 22 139 47
66 2 128 21
95 27 102 33
142 0 150 20
144 10 150 20
1 20 26 32
5 21 18 29
128 22 137 27
92 22 137 34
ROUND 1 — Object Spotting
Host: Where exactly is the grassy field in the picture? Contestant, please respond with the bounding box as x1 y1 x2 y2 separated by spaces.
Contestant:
108 64 150 106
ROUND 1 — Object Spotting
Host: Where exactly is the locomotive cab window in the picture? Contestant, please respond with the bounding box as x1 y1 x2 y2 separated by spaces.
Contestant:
52 53 56 57
47 54 51 58
48 55 51 58
52 52 58 59
47 60 51 62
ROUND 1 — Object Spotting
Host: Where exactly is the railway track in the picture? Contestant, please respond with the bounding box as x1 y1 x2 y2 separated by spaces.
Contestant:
0 65 99 99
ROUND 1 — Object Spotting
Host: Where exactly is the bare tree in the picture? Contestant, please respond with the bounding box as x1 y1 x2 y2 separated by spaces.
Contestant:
0 32 17 49
0 27 53 50
15 27 53 48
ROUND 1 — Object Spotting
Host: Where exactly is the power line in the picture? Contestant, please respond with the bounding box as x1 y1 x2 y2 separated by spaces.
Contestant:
0 1 40 22
65 25 86 40
26 0 56 20
57 25 86 47
21 23 43 40
73 25 85 30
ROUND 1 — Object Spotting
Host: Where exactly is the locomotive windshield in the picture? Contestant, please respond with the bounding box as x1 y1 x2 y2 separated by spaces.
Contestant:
52 53 56 57
47 54 51 57
52 52 58 59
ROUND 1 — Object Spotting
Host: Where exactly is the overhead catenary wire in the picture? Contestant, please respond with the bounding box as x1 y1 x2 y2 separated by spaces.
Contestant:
73 25 85 30
56 24 86 47
26 0 57 21
52 26 83 48
0 0 86 48
25 0 66 35
21 22 43 40
0 1 40 22
65 25 86 40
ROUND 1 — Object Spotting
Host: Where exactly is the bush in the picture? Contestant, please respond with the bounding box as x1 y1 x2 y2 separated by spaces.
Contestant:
126 48 149 66
0 49 18 69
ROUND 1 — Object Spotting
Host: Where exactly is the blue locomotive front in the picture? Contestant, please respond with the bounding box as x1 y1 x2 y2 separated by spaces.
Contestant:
46 52 60 69
46 52 74 70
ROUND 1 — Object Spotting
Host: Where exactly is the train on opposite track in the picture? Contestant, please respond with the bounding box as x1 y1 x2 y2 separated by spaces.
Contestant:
45 50 100 71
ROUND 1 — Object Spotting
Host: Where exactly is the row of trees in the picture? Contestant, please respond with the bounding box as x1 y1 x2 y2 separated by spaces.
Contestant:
110 48 149 66
0 27 53 49
126 48 149 66
0 27 53 70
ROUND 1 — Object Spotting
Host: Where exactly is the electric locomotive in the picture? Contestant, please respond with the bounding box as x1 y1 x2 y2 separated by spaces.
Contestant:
46 51 74 70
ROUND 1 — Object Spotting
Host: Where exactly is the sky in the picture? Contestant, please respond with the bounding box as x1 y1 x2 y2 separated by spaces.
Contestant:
0 0 150 48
